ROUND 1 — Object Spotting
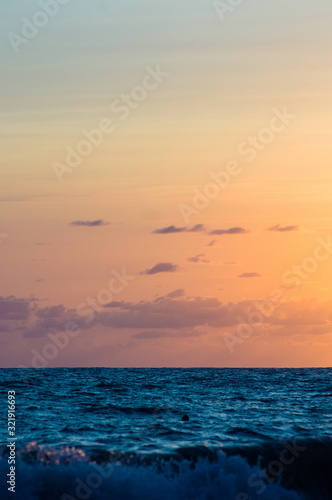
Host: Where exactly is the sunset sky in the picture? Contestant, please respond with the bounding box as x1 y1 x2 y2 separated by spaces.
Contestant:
1 0 332 367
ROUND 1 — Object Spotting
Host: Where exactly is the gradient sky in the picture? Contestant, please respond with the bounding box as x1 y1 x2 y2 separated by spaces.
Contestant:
1 0 332 367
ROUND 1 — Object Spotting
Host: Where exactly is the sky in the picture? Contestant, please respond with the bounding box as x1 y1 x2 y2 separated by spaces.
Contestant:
1 0 332 367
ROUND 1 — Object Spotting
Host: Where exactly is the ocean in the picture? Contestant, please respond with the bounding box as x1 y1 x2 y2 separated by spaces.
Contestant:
0 368 331 499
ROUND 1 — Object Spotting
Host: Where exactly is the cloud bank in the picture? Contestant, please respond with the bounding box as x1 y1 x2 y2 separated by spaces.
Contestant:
2 295 332 342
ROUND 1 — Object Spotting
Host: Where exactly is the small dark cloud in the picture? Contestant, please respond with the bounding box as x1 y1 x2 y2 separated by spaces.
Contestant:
153 225 186 234
187 254 210 264
207 240 217 247
238 272 262 278
70 220 110 227
141 262 179 275
267 224 299 233
209 227 249 235
189 224 206 232
35 278 43 283
153 224 206 234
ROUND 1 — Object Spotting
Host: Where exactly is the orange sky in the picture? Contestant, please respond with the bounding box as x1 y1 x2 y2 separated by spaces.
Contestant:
1 0 332 367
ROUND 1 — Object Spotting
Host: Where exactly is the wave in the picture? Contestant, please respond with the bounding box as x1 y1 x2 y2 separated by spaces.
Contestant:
1 438 331 499
94 382 127 391
83 404 174 415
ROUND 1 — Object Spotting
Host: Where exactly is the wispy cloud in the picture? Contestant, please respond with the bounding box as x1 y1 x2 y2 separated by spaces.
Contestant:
166 289 185 298
153 225 186 234
133 330 203 339
141 262 179 275
70 220 110 227
153 224 206 234
206 240 217 247
267 224 299 232
238 272 262 278
187 254 210 264
209 227 249 235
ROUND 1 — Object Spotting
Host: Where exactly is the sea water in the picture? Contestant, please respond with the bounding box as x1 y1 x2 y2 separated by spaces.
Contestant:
0 368 331 499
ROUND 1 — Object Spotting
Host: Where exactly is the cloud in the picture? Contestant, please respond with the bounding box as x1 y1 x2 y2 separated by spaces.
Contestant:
2 294 332 342
209 227 249 235
153 225 186 234
36 305 67 318
188 224 206 233
133 330 203 339
166 289 185 298
102 295 232 329
98 297 332 333
133 331 168 339
100 297 332 331
0 295 88 338
153 224 206 234
207 240 217 247
187 254 210 263
0 296 31 321
238 272 262 278
154 289 185 302
23 305 86 339
141 262 179 275
267 224 299 232
70 220 110 227
271 324 332 337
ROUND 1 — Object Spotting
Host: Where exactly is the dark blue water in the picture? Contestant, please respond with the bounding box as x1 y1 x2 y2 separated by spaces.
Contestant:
0 368 331 499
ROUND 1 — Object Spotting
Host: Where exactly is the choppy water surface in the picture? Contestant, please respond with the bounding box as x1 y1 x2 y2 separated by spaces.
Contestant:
0 368 331 499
